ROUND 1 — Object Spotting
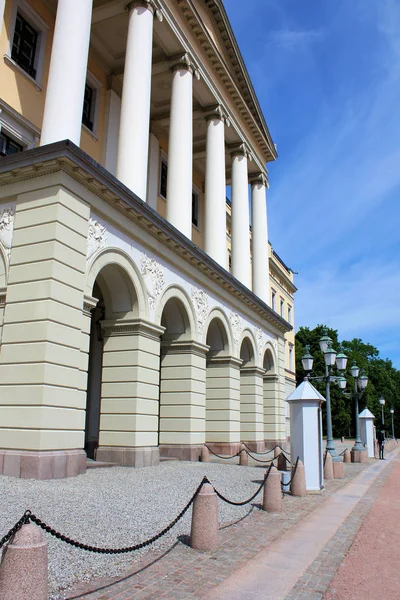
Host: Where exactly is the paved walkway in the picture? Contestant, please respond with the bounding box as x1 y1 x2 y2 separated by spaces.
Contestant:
61 448 398 600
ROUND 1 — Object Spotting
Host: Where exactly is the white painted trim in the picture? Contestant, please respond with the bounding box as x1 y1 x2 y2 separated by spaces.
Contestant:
84 70 102 137
0 100 40 149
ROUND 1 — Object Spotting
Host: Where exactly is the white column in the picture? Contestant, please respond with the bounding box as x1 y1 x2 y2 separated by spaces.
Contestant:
166 54 197 240
0 1 6 37
204 106 228 267
251 174 270 303
103 87 121 176
117 1 161 199
40 0 93 147
231 145 251 288
146 133 160 210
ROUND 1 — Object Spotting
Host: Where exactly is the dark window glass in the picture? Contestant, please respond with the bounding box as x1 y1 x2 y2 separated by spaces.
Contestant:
11 13 38 78
0 131 23 157
160 160 168 198
192 192 199 227
82 84 94 130
228 253 232 271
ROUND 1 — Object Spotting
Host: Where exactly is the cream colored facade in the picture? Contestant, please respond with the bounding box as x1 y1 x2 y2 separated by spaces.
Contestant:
0 0 296 478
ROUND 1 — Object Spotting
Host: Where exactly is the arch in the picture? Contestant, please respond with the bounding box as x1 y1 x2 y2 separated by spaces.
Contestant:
203 307 233 357
85 248 148 320
155 285 196 341
262 342 277 375
0 246 7 289
239 329 257 367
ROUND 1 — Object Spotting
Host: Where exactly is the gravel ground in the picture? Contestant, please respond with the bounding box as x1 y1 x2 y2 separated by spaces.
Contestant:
0 460 274 597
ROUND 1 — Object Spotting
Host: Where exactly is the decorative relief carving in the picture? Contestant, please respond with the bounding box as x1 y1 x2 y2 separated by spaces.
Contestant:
191 287 209 336
254 327 264 359
140 254 165 309
0 207 15 263
229 312 242 351
87 219 107 259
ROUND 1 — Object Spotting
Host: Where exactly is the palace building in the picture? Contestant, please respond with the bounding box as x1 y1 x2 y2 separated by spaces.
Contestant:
0 0 296 479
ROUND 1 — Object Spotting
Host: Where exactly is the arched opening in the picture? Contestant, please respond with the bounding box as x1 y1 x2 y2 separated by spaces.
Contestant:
159 294 206 460
239 335 264 451
85 262 139 460
262 346 281 448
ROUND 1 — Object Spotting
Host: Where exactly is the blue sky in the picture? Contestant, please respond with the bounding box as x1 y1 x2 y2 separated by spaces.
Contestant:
224 0 400 368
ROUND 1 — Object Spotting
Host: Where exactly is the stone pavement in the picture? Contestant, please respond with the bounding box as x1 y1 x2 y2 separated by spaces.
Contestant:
60 448 398 600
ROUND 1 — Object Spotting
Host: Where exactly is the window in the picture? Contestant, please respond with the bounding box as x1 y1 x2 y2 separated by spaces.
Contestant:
82 83 95 131
11 12 38 78
228 251 232 272
0 131 23 156
6 2 49 86
159 154 168 198
288 305 292 325
192 188 200 228
271 289 276 311
280 298 285 318
289 344 294 371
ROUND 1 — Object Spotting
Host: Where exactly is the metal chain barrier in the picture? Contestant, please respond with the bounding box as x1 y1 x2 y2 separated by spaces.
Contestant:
204 445 241 460
212 464 273 506
244 449 293 466
281 457 299 488
0 477 209 554
242 443 291 458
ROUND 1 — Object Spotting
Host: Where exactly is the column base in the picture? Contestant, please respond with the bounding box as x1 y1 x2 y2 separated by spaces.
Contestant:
0 449 86 480
351 449 368 463
205 442 241 456
159 444 203 461
243 440 266 453
96 446 159 468
332 461 345 479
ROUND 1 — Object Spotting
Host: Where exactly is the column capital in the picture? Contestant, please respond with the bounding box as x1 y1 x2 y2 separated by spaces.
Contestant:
168 52 201 80
229 142 252 162
204 104 230 126
83 294 98 317
249 172 269 188
127 0 163 21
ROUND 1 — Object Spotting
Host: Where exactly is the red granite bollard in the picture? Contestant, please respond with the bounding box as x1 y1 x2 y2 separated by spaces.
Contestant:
190 483 218 552
200 446 210 463
343 449 351 463
333 459 345 479
341 436 345 443
324 452 334 480
0 523 48 600
262 466 282 512
291 460 307 496
239 445 248 466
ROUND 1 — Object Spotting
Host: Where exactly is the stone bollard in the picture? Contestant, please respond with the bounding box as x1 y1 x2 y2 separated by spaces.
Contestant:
277 451 287 472
333 459 345 479
341 436 345 443
200 446 210 463
290 460 307 497
262 466 282 512
343 449 351 463
324 452 334 480
190 483 218 552
0 523 48 600
239 445 248 466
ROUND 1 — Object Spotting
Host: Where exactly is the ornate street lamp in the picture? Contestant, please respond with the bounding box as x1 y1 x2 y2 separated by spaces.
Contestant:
300 330 347 461
390 407 395 439
349 364 368 455
379 396 385 426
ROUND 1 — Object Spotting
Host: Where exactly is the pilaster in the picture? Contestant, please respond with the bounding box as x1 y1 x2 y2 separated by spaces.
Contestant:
240 365 265 450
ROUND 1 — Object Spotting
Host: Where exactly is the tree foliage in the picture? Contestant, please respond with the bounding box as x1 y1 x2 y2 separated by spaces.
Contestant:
295 325 400 438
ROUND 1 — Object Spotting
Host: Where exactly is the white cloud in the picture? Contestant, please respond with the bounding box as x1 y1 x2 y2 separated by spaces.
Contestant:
268 28 324 50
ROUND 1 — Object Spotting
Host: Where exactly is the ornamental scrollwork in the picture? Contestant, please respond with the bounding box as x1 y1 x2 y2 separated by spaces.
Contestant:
87 218 107 259
0 207 15 249
191 287 209 336
254 327 264 359
140 253 165 309
229 312 242 352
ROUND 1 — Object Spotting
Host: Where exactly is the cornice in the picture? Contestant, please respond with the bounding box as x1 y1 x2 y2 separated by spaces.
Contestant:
0 142 292 334
175 0 277 163
269 258 297 294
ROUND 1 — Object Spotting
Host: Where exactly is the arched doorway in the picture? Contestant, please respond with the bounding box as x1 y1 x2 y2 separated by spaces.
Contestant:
158 291 206 461
239 335 264 451
204 314 240 454
85 257 161 467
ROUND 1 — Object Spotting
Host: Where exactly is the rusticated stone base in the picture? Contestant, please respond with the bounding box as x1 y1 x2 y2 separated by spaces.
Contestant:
205 442 241 456
159 444 203 461
333 460 345 479
351 449 368 463
0 449 86 480
265 439 290 454
96 446 159 468
243 440 266 453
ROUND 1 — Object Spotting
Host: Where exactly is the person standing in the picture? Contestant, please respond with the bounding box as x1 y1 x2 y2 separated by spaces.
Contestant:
377 429 385 459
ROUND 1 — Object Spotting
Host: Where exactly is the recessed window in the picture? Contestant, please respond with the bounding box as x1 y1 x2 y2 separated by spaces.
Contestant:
289 344 294 371
271 289 276 311
288 305 292 324
228 251 232 272
82 83 95 131
0 131 23 156
11 12 38 78
280 298 285 317
192 188 200 228
159 154 168 198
